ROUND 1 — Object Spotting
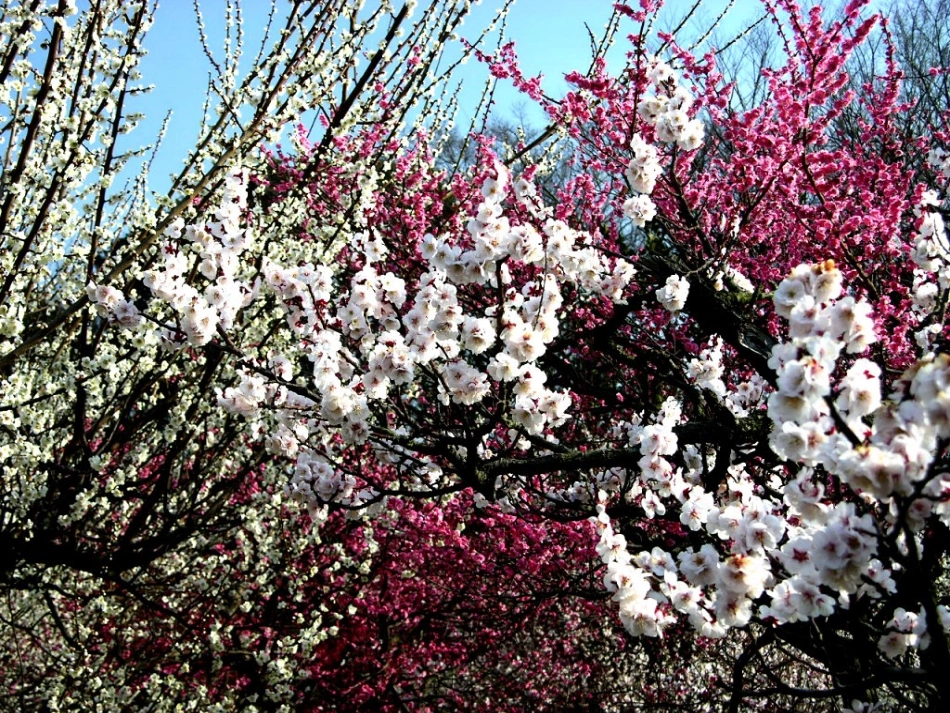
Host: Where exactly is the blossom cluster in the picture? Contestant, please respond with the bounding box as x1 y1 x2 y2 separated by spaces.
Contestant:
655 274 689 313
87 167 256 347
86 282 143 329
637 57 705 151
910 177 950 349
768 260 877 462
622 133 661 229
107 159 638 519
590 399 784 637
594 507 677 637
686 337 768 416
767 261 950 530
146 167 256 347
592 260 950 652
621 56 706 314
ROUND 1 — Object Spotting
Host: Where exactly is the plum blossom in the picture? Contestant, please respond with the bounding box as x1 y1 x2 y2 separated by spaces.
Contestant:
625 133 662 194
622 193 657 227
656 274 689 312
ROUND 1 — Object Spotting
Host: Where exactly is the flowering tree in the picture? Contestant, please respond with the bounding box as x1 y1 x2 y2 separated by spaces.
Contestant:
0 0 619 709
7 0 950 710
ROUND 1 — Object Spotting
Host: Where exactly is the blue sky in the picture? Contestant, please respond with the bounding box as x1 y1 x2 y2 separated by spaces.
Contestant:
130 1 767 193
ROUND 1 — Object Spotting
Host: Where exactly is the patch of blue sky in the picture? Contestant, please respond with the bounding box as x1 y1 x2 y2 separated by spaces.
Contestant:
127 0 871 197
